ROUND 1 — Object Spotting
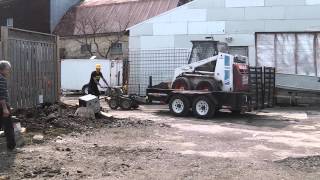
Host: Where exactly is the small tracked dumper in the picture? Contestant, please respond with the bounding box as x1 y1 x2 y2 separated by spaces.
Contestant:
105 87 143 110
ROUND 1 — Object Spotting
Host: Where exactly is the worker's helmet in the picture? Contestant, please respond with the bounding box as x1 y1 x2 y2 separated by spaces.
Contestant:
96 64 101 69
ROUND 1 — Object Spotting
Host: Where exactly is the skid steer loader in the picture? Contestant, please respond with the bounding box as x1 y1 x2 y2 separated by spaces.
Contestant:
146 40 274 118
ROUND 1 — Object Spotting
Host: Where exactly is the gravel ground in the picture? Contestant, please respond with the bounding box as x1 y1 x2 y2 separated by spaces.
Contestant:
1 98 320 180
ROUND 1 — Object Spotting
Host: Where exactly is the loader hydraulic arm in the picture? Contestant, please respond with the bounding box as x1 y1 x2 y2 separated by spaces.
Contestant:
172 55 218 82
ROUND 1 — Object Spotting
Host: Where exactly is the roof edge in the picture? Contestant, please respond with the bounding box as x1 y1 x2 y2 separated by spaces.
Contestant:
127 0 198 31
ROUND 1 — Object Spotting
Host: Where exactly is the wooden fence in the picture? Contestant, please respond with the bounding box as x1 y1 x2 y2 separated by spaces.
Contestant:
0 27 60 109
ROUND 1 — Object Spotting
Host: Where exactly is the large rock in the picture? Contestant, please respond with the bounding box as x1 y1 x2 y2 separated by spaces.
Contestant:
74 107 95 119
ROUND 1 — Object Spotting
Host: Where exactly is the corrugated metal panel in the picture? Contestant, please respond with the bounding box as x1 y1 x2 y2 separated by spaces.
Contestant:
55 0 179 36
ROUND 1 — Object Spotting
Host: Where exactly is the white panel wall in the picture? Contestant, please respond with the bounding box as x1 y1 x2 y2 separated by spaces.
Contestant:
188 21 225 34
226 0 264 7
153 23 188 35
140 36 174 49
149 6 207 23
127 0 320 95
306 0 320 5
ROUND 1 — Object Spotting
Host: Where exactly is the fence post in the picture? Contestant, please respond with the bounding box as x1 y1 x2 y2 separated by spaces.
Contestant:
1 26 8 60
148 76 152 88
56 36 61 102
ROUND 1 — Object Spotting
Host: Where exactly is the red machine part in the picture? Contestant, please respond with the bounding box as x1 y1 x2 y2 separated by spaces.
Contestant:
233 64 249 92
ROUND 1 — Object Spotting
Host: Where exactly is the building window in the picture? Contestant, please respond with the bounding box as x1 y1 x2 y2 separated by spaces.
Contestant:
256 32 319 76
81 44 91 54
110 43 123 55
229 46 249 57
6 18 13 27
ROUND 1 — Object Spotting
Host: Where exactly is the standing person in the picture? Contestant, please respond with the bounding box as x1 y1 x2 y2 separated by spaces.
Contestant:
0 60 15 150
88 64 108 97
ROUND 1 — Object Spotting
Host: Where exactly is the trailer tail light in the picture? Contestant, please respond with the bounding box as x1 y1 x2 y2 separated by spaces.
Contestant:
233 64 249 92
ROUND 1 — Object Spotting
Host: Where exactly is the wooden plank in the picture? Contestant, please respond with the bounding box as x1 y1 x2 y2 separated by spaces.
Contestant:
0 42 2 60
8 40 14 108
56 36 61 102
17 40 22 108
35 43 39 105
27 41 32 107
51 44 56 102
32 42 37 107
11 40 17 108
41 44 48 102
1 27 8 60
21 41 26 108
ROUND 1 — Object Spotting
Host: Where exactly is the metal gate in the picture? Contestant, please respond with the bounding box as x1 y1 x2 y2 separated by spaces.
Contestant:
0 27 59 109
249 66 276 110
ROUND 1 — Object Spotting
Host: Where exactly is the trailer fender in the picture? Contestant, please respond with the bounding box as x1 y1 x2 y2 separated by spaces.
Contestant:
206 94 218 106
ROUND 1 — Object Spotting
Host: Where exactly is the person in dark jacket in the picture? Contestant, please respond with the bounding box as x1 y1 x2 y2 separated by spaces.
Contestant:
88 64 108 97
0 60 15 150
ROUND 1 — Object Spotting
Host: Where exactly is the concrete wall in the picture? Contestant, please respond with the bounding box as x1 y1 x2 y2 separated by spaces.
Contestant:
50 0 80 33
129 0 320 65
60 35 128 60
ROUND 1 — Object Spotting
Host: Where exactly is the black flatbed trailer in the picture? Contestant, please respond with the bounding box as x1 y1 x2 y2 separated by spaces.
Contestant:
146 88 253 118
145 67 275 118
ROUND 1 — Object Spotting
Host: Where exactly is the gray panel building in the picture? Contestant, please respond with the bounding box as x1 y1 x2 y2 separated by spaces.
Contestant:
128 0 320 99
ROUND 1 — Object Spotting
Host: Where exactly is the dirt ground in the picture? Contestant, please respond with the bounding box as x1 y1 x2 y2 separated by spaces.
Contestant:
1 96 320 179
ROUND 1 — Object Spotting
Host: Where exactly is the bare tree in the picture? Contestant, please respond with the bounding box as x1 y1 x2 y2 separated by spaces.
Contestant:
74 12 130 58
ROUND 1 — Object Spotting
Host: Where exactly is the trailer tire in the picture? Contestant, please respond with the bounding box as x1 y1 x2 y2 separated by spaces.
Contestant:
120 99 132 110
169 95 190 117
132 104 139 109
231 109 241 114
172 77 192 90
192 96 216 119
108 98 119 110
82 84 89 95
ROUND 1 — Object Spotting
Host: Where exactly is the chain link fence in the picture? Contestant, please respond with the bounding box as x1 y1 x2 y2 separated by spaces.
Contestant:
128 49 190 96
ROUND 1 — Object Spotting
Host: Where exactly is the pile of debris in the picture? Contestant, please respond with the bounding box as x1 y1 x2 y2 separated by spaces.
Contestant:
12 104 155 139
276 155 320 172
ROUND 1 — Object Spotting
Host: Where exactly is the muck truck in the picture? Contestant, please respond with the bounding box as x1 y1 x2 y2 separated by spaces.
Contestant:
147 41 275 118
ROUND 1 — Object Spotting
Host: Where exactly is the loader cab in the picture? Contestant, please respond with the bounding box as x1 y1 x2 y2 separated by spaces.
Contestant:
188 40 228 64
189 40 228 73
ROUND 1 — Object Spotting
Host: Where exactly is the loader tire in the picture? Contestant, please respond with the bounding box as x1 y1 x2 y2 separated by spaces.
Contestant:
195 80 221 91
172 77 192 90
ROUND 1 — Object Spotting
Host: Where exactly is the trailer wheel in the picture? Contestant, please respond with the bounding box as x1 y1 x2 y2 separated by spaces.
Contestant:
231 110 241 115
192 96 216 118
132 104 139 109
82 84 89 95
108 98 119 110
169 95 190 116
120 99 132 110
172 77 191 90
